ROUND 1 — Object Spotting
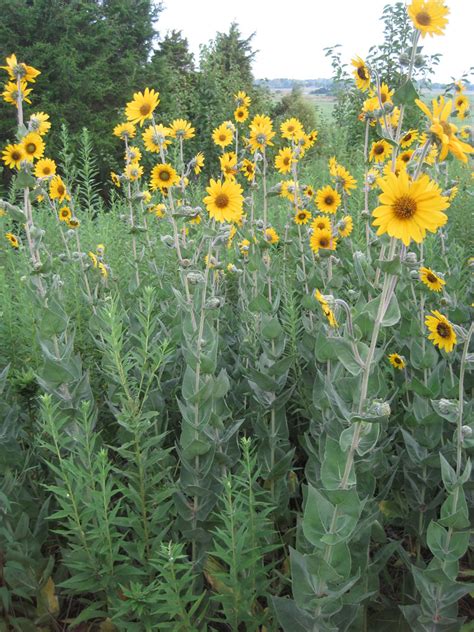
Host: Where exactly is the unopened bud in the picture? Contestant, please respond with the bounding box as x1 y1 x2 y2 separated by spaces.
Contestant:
405 251 418 265
205 297 222 310
186 272 204 284
161 235 175 247
461 425 473 440
437 398 459 415
370 400 391 417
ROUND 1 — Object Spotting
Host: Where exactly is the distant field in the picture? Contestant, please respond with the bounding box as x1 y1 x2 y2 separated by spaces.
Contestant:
271 88 336 119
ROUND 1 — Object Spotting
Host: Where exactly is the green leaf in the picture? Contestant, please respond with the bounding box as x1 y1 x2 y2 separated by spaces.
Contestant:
392 79 419 106
426 521 469 562
248 295 272 313
262 317 283 340
321 438 356 490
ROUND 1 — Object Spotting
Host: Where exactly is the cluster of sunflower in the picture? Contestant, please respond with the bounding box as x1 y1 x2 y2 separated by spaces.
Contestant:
0 55 81 238
87 244 109 279
348 0 473 361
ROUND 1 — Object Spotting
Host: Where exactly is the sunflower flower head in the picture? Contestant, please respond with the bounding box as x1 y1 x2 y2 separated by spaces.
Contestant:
425 310 457 352
419 266 446 292
407 0 449 37
203 178 243 224
372 171 449 246
125 88 160 126
388 353 406 370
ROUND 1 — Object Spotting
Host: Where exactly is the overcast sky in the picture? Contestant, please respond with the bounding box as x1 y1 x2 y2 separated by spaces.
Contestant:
157 0 473 83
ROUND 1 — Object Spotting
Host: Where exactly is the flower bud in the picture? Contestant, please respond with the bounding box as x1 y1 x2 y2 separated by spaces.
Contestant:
370 400 391 417
437 398 459 415
360 210 370 219
405 251 418 265
414 54 425 68
205 297 222 310
186 272 204 284
461 425 473 440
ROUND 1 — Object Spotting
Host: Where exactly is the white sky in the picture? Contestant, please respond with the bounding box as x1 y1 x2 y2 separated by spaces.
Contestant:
157 0 473 83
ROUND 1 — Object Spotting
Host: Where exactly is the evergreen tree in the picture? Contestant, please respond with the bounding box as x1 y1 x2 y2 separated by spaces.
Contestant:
0 0 161 181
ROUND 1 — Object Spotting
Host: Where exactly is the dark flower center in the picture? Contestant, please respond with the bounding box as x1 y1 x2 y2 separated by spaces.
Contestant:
437 322 451 338
12 150 21 160
319 237 329 248
393 195 417 219
26 143 36 154
324 195 334 205
43 166 51 174
159 170 170 181
416 10 431 26
57 185 65 195
283 157 290 165
219 134 226 141
139 103 151 116
394 357 401 364
374 144 385 155
427 273 437 283
357 66 368 80
403 133 412 142
215 193 229 209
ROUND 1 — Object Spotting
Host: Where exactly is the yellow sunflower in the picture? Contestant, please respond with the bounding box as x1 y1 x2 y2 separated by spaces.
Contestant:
150 163 179 191
212 122 234 148
407 0 449 37
142 124 170 153
125 88 160 126
203 178 243 223
315 186 341 214
169 118 195 140
125 162 144 181
5 232 19 249
29 112 51 135
193 152 205 174
234 106 249 123
294 209 311 225
280 117 304 141
388 353 406 370
235 91 251 108
315 290 338 328
126 146 142 163
49 176 70 202
264 227 280 244
220 152 238 180
396 150 414 170
2 80 32 107
88 252 98 268
416 96 474 163
21 132 45 162
58 206 72 222
311 215 332 232
275 147 295 175
67 218 80 229
351 56 371 91
338 215 353 238
310 228 338 253
248 118 275 152
2 143 25 169
303 185 315 199
1 54 40 83
239 238 250 255
241 159 256 181
330 161 357 194
419 266 445 292
372 83 394 107
280 179 298 201
425 310 456 352
454 94 469 115
369 139 393 163
372 171 449 246
113 122 136 140
34 158 56 178
111 172 121 187
400 129 419 148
